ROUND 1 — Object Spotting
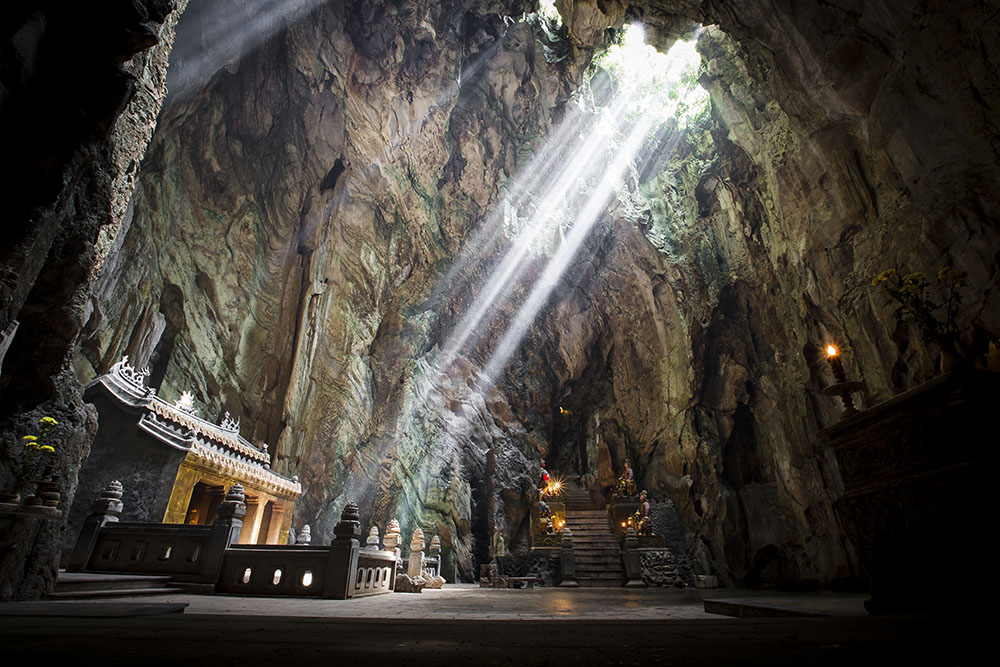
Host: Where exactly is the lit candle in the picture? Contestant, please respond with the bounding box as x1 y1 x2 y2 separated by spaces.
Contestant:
826 344 847 383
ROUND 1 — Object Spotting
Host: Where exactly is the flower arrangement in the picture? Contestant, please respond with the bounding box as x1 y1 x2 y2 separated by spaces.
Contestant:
870 267 969 342
18 415 58 486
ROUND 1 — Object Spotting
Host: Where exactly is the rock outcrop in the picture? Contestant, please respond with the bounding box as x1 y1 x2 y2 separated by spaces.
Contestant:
0 0 188 600
5 0 996 591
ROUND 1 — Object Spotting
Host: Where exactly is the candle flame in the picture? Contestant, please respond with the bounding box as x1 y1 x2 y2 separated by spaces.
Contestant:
826 344 838 357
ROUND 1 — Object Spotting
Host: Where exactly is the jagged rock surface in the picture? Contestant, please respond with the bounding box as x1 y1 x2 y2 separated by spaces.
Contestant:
73 0 1000 587
0 0 188 600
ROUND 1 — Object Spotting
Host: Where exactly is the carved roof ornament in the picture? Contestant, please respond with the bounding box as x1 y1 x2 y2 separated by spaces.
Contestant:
175 390 197 414
220 411 240 433
92 359 300 500
113 355 151 391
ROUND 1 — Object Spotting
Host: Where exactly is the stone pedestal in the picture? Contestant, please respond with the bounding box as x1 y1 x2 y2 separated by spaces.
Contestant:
1 502 63 601
819 370 995 614
407 528 425 579
608 500 639 537
558 528 578 587
623 527 646 588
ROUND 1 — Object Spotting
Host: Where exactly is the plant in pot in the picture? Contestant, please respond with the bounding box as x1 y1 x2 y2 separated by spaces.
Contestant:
1 416 58 504
870 267 969 373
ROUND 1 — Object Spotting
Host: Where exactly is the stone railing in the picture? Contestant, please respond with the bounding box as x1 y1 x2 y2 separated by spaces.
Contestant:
67 481 245 586
354 549 397 597
217 504 395 599
67 482 394 599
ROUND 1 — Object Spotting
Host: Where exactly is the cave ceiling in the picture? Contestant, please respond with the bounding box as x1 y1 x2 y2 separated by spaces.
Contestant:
63 0 1000 584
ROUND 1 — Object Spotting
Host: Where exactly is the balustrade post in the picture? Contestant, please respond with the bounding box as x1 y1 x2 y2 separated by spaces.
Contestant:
67 480 123 572
202 484 246 585
324 502 361 599
623 527 646 587
559 527 579 587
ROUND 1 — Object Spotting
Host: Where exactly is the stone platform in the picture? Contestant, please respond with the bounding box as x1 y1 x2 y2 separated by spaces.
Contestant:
0 585 988 665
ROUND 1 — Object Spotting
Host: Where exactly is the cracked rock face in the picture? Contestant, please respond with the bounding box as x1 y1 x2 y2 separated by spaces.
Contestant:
75 0 1000 585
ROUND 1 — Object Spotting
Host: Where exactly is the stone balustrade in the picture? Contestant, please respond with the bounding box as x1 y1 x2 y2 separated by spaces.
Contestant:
67 482 396 598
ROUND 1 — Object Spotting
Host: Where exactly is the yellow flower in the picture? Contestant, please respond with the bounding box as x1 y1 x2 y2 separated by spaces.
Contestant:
39 445 55 453
937 266 951 281
25 440 40 449
902 272 925 284
40 416 58 426
22 435 37 441
871 269 895 286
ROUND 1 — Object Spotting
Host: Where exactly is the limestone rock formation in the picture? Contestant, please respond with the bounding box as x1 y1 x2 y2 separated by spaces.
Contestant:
4 0 997 597
77 0 1000 586
0 0 188 601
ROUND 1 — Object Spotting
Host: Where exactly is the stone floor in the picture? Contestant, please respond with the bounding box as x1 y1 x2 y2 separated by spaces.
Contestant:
0 586 989 665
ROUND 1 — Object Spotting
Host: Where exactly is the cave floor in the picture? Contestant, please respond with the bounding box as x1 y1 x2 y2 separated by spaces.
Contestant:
0 586 988 665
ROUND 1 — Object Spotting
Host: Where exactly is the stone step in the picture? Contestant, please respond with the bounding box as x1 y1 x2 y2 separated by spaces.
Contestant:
576 558 625 572
47 588 177 600
568 535 617 541
565 528 612 534
564 519 610 526
49 572 180 600
577 577 624 587
575 555 623 564
577 570 624 579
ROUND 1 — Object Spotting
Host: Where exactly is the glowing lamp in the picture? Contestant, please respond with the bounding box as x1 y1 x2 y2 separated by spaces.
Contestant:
825 343 847 383
621 521 626 528
821 342 862 418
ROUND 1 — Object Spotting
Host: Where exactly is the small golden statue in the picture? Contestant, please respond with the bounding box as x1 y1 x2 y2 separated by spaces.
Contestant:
633 490 653 536
617 459 638 497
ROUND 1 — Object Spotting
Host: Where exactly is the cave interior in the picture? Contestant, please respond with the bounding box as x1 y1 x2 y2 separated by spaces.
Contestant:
1 0 998 602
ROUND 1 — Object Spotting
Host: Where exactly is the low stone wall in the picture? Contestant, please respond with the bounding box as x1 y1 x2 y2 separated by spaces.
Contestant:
67 482 393 599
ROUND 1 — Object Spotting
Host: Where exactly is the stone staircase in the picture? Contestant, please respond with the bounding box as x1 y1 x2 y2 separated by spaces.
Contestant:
560 481 624 587
48 572 181 600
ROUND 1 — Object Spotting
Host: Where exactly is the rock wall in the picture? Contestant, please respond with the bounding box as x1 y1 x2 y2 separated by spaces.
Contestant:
68 0 1000 587
0 0 188 600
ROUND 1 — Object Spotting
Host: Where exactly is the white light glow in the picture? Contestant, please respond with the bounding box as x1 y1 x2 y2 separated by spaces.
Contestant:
594 23 709 128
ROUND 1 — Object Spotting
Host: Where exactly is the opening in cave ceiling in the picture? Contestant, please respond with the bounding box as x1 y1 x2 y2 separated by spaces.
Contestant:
428 21 709 387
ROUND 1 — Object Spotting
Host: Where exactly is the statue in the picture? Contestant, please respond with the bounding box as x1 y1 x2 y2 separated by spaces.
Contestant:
538 501 555 534
617 459 638 497
633 490 653 536
539 459 551 488
492 526 507 575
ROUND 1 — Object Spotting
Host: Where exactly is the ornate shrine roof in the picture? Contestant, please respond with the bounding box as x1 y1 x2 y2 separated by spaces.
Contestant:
90 357 301 498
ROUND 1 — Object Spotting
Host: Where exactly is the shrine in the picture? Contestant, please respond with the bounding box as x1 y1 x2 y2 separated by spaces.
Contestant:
0 0 998 661
63 356 301 557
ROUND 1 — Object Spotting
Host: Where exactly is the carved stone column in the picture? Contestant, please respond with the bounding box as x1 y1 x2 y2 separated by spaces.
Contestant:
559 527 579 587
324 502 361 599
67 480 123 572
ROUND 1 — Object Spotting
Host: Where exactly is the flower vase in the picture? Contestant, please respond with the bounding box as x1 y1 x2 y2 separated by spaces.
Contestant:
36 476 61 508
934 334 963 374
0 481 24 504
